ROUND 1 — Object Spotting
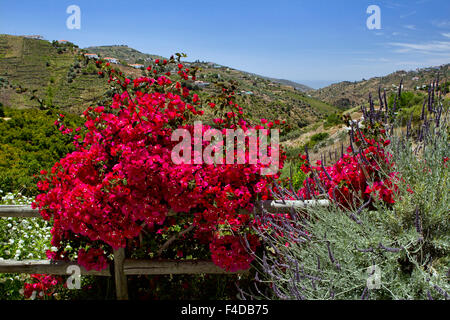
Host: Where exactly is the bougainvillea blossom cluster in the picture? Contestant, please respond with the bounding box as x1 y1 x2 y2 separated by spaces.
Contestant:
33 56 286 273
22 274 62 300
295 128 400 207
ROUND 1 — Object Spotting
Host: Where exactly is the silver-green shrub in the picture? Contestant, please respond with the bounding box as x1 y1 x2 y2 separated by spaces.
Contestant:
249 89 449 300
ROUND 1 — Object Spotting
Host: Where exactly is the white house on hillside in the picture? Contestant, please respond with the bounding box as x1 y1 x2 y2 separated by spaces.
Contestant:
83 53 99 59
194 81 210 88
23 35 43 40
104 57 119 64
129 64 144 69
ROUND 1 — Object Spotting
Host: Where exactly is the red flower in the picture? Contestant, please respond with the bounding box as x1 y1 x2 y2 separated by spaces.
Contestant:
77 248 108 271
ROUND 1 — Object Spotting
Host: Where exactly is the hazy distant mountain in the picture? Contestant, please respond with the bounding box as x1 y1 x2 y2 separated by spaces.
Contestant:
296 80 340 90
246 75 312 92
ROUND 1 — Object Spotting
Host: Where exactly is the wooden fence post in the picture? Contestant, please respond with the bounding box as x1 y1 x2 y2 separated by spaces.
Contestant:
113 248 128 300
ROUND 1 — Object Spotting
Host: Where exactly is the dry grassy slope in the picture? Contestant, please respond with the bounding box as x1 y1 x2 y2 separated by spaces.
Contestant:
282 120 347 163
281 104 378 164
310 65 450 110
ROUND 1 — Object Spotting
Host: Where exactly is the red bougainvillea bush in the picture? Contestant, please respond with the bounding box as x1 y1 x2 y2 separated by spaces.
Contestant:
290 115 403 209
22 274 64 300
250 121 401 257
33 55 286 273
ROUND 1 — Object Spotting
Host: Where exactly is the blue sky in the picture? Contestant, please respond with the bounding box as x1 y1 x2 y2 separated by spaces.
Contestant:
1 0 449 88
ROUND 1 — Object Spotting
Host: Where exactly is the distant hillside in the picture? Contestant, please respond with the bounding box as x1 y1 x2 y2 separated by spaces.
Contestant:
187 62 337 127
310 64 450 109
268 78 312 92
0 35 338 130
86 46 312 92
68 43 339 128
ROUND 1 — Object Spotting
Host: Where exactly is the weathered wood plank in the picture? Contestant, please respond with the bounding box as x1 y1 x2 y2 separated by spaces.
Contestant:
259 199 330 212
0 259 110 276
113 248 129 300
0 201 330 218
123 259 247 275
0 259 247 276
0 205 40 218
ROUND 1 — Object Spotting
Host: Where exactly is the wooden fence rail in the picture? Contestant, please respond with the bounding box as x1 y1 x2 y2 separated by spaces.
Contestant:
0 259 239 276
0 205 41 218
0 259 110 276
0 200 329 300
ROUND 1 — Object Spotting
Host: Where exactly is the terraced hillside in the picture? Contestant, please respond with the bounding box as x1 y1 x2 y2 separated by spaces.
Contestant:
0 34 111 113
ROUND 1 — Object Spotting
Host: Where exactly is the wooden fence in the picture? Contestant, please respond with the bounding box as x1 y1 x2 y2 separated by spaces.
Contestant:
0 200 329 300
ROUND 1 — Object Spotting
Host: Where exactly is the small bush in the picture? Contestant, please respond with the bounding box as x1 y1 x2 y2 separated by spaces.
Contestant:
324 113 343 129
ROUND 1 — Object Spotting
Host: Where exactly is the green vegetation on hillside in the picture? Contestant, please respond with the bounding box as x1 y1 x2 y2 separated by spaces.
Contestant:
0 107 83 195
